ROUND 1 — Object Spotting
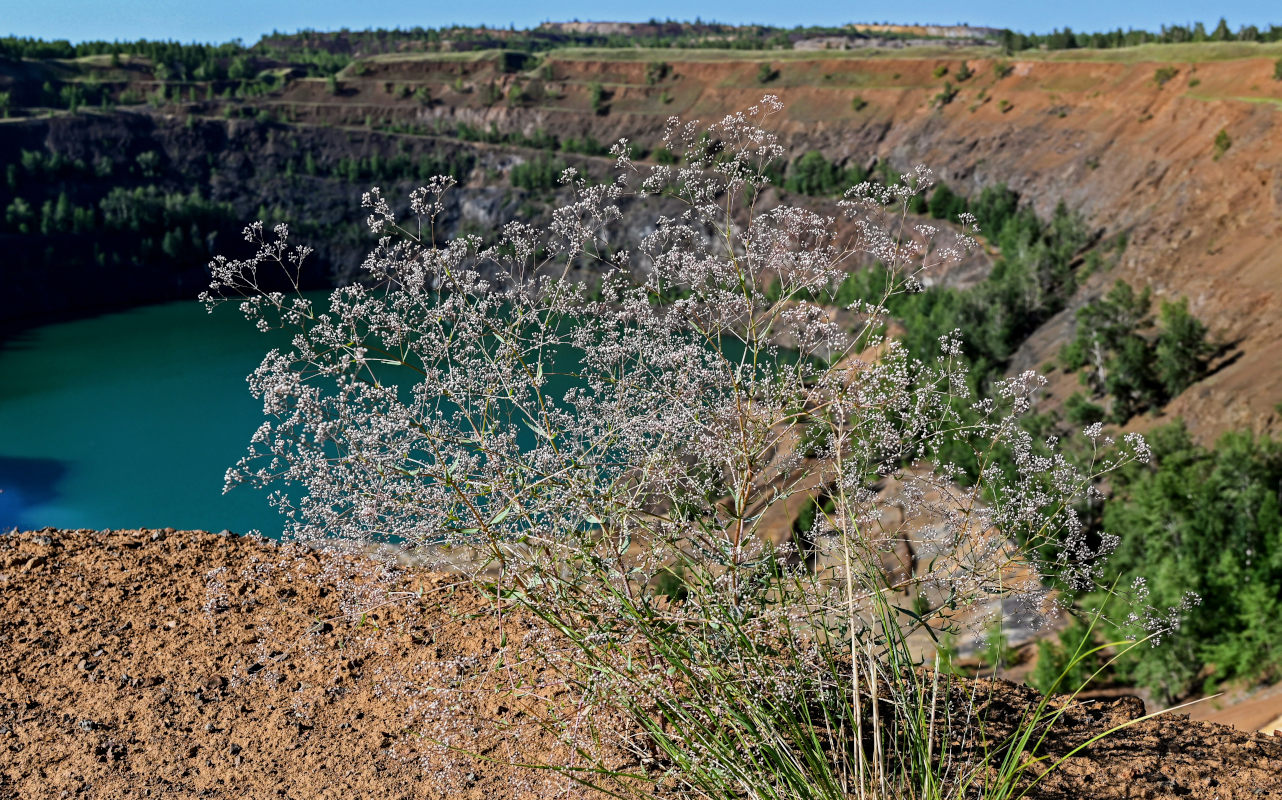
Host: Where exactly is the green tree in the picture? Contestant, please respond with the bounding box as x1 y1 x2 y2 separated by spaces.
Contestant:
927 183 966 221
786 151 840 195
228 55 253 80
1104 424 1282 701
1154 297 1213 396
1061 280 1150 383
5 197 34 233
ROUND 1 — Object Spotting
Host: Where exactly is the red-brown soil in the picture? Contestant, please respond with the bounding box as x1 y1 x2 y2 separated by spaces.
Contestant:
271 49 1282 442
4 528 1281 799
4 47 1279 438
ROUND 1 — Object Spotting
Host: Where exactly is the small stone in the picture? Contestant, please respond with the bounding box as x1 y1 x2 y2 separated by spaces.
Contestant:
205 723 217 733
217 529 233 537
32 535 53 547
306 621 333 636
72 603 87 613
229 743 242 755
77 719 97 732
21 556 44 573
77 659 92 671
150 531 162 542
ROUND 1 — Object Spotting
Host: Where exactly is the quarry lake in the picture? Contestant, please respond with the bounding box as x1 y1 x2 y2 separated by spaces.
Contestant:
0 292 599 537
0 297 302 536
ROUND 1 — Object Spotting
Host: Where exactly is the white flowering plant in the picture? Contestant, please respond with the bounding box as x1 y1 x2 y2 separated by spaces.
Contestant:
206 97 1168 799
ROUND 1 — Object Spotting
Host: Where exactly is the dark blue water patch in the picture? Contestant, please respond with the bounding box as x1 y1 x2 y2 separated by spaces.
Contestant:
0 455 68 531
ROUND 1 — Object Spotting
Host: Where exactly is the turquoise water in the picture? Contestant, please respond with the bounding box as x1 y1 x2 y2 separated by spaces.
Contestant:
0 294 763 537
0 298 300 536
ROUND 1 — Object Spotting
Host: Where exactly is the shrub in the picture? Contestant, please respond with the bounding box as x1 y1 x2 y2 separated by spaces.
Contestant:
1153 66 1178 86
1274 57 1282 80
508 153 568 191
588 80 606 114
927 182 966 221
652 146 678 164
1213 128 1232 159
934 81 959 107
851 94 868 111
956 61 974 81
932 64 949 78
756 61 778 84
210 98 1168 800
560 134 608 156
1064 392 1106 425
645 60 671 85
783 150 866 196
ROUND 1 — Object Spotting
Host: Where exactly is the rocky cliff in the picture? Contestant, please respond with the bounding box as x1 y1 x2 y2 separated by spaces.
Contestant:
3 44 1280 437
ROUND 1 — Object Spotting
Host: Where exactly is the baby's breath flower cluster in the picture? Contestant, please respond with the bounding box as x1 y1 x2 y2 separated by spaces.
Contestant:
208 98 1158 799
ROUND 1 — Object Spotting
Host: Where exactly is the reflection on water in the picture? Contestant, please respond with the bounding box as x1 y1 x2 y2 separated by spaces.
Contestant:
0 455 68 530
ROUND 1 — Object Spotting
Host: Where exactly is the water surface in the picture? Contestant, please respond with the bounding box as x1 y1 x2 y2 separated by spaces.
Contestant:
0 298 294 535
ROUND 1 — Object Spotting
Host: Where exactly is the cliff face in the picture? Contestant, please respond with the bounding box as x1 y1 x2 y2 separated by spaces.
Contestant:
277 49 1282 439
2 47 1280 436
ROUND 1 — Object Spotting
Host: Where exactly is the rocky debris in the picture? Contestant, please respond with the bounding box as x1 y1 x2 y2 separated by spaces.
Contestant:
1 527 1280 799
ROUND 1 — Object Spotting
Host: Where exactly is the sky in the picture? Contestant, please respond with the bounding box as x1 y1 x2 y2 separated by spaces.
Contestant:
4 0 1279 45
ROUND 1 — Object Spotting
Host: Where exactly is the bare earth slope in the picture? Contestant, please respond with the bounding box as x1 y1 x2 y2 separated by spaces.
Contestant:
3 46 1279 438
2 528 1281 799
283 48 1282 440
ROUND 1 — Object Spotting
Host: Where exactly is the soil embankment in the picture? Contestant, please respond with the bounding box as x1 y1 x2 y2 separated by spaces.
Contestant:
3 528 1281 799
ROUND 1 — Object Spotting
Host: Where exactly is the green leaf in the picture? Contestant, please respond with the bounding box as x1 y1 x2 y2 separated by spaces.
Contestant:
489 504 512 526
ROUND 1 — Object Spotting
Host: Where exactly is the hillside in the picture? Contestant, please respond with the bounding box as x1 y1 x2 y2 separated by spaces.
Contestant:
3 29 1282 791
2 42 1280 440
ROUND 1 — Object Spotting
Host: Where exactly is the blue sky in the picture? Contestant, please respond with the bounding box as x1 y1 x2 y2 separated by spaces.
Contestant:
6 0 1279 45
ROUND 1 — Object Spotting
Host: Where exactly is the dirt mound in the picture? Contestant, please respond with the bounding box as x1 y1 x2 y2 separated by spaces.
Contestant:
3 528 1280 799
